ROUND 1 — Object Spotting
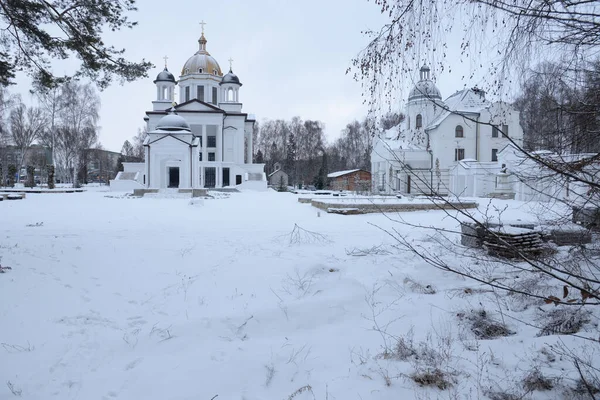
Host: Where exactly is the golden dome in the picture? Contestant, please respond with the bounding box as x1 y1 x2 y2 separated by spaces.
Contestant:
181 34 223 77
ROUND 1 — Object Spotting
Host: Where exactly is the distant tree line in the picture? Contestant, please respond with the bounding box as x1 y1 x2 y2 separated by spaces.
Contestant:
0 81 106 188
514 60 600 154
254 112 403 189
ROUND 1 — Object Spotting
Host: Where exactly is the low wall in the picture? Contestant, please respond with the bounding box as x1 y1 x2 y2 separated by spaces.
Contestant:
311 200 478 213
110 179 144 192
238 180 268 191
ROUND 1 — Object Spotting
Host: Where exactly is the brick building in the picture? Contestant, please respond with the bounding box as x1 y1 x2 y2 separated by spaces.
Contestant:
327 169 371 192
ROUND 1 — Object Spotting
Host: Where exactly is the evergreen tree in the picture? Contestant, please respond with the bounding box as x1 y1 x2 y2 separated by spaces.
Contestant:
285 132 297 186
46 165 55 189
0 1 152 88
255 149 264 164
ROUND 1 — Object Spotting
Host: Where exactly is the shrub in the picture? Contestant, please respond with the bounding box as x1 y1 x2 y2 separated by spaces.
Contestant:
537 308 591 337
7 164 16 187
459 309 515 339
411 368 452 390
47 165 55 189
522 368 554 391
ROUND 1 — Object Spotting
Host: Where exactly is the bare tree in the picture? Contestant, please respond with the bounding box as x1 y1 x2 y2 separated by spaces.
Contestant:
132 127 146 161
55 82 99 187
352 0 600 393
35 84 64 166
9 99 46 181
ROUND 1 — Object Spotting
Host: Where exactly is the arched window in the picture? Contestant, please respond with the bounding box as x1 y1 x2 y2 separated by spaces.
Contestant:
198 68 203 73
416 114 422 128
227 88 234 102
213 69 218 75
455 125 464 138
184 68 189 74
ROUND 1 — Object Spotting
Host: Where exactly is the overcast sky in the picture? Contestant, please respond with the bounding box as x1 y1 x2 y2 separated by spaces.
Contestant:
12 0 491 152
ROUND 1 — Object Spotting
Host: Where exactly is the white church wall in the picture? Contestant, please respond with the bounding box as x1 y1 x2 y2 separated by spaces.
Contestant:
148 135 194 189
478 106 523 162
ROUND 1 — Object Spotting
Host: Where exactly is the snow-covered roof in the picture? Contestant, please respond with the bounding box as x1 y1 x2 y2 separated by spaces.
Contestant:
268 169 287 178
380 137 426 151
327 169 363 178
427 89 490 130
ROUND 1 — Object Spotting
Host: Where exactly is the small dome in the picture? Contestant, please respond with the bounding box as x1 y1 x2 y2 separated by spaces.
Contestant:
154 68 176 84
408 80 442 102
155 112 191 133
220 70 242 86
408 65 442 102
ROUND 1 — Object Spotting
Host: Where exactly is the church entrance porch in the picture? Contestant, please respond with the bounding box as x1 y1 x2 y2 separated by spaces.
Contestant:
168 167 180 188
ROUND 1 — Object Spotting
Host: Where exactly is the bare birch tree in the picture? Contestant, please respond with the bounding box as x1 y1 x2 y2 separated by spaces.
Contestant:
352 0 600 394
55 82 99 187
9 99 46 181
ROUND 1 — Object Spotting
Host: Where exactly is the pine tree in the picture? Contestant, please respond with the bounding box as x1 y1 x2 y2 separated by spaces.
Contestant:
255 149 264 164
0 1 152 88
285 132 297 186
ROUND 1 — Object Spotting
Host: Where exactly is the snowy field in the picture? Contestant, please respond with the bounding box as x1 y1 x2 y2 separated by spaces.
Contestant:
0 189 593 399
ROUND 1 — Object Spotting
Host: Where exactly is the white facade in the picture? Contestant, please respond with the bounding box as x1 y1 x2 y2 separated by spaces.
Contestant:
372 66 523 196
112 29 266 192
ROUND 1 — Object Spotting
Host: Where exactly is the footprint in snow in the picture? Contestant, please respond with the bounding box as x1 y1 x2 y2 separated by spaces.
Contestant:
124 358 143 371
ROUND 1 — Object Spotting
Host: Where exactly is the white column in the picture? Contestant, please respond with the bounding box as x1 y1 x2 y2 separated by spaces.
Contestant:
145 146 150 187
156 86 161 100
216 167 221 188
216 125 222 162
248 127 253 164
235 88 239 102
202 125 207 163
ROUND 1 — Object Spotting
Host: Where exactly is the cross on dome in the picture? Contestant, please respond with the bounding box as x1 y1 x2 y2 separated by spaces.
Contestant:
163 55 168 68
199 20 207 35
228 57 234 70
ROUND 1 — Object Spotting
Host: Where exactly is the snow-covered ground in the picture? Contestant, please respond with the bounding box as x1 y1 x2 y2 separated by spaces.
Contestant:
0 189 593 399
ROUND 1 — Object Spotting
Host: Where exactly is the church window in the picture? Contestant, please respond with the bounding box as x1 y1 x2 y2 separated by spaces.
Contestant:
492 148 498 162
213 69 218 75
185 86 190 102
197 86 204 101
198 68 203 73
492 125 499 138
227 88 234 102
184 68 189 74
455 125 464 138
455 148 465 161
207 135 216 147
502 124 509 137
212 87 218 104
416 114 422 128
199 152 203 161
208 152 215 161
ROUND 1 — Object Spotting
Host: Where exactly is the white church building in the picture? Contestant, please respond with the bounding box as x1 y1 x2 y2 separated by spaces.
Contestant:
111 27 266 192
371 66 523 197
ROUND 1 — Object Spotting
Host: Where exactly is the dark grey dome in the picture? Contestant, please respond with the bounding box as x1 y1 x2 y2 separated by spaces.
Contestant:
154 68 176 84
220 70 242 86
155 112 190 132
